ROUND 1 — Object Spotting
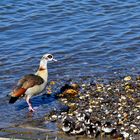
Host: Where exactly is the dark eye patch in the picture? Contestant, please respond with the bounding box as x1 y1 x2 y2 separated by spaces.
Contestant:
48 55 53 59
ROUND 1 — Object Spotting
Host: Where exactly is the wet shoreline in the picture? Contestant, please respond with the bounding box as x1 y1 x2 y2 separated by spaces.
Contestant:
1 75 140 140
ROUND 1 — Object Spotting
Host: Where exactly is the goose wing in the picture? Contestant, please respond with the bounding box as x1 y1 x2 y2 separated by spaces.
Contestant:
10 74 44 98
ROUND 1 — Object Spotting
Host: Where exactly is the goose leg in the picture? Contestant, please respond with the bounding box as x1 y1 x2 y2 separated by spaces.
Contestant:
26 96 35 112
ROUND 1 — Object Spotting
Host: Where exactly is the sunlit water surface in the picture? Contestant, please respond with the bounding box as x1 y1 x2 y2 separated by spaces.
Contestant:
0 0 140 136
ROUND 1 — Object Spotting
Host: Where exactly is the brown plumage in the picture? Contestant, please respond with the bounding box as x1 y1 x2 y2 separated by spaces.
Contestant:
10 74 44 98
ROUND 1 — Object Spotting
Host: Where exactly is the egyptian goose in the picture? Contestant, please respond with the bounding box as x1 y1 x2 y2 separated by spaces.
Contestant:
9 54 57 112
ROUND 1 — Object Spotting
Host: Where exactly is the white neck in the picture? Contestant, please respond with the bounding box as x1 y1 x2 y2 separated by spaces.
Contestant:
35 59 48 81
39 59 48 70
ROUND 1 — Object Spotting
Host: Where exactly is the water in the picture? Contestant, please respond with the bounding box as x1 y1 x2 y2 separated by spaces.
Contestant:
1 0 140 136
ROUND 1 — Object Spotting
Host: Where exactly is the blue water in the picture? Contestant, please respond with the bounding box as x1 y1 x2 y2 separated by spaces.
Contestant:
0 0 140 131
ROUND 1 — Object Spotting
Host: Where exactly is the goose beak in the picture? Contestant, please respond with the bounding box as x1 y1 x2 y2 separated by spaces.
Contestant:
52 58 57 62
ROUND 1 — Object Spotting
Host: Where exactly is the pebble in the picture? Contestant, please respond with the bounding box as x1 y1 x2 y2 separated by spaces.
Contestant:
63 89 78 96
133 128 139 134
121 131 129 138
81 84 86 87
51 115 57 121
120 95 126 100
88 108 93 113
79 96 85 100
61 98 67 102
118 114 122 118
130 124 136 128
124 76 132 81
136 104 140 108
63 100 68 104
50 75 140 140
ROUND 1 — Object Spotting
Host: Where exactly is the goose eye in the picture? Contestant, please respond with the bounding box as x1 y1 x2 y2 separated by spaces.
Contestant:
48 55 53 59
